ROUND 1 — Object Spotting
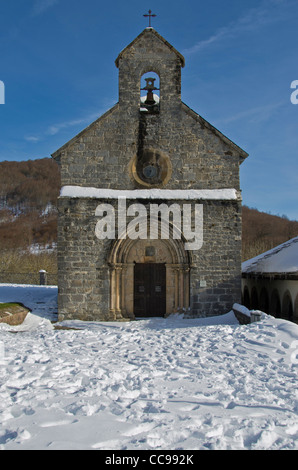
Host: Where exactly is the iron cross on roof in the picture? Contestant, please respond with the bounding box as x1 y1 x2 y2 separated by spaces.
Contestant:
143 10 156 27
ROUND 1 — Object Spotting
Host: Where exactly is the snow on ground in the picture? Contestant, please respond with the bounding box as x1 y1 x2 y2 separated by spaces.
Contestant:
0 284 298 450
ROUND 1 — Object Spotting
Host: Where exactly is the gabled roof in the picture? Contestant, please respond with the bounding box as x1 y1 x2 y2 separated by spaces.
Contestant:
182 102 248 163
115 28 185 68
242 236 298 275
51 101 248 164
51 104 119 162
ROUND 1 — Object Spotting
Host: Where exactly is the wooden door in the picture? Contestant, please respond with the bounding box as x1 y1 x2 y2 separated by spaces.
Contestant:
134 263 166 317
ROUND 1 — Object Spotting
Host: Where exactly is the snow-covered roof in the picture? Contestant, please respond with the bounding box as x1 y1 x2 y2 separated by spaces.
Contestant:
60 186 239 201
242 236 298 275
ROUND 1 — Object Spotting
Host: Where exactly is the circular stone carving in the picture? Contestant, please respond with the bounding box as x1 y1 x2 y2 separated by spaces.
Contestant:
129 148 172 188
143 165 158 179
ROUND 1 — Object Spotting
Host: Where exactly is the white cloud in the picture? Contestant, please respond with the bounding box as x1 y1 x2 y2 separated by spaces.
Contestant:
31 0 59 17
45 113 100 136
183 0 294 55
214 101 285 126
25 136 40 143
24 111 102 143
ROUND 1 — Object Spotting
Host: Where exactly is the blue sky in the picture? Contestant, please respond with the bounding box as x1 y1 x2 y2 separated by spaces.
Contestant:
0 0 298 220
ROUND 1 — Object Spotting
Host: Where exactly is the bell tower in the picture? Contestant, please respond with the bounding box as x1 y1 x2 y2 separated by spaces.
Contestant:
115 28 185 116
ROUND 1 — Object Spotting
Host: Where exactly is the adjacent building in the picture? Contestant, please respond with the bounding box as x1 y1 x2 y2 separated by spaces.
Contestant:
242 236 298 322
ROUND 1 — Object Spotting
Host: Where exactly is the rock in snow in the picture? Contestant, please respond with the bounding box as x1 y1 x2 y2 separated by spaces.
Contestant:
0 284 298 450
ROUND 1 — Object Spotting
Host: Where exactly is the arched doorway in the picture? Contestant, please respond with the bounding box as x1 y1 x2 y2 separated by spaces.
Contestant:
108 237 191 319
259 287 269 313
242 286 250 309
270 289 281 318
295 294 298 323
251 286 258 310
282 291 293 321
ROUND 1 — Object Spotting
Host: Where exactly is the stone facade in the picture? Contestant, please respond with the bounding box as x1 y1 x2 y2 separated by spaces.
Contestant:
52 27 248 321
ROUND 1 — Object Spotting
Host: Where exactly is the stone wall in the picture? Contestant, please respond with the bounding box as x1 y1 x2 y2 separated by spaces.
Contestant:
57 105 241 192
57 196 242 321
190 199 242 317
57 197 112 321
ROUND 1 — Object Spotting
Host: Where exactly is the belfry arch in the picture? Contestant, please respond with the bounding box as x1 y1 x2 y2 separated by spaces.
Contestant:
108 235 191 319
140 71 160 113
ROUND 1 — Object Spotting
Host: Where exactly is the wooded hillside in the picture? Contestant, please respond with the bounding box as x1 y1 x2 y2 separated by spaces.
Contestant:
0 158 297 262
242 206 298 261
0 158 60 250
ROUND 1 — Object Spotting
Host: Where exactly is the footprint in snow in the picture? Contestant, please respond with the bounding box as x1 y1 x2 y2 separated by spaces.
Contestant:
39 419 75 428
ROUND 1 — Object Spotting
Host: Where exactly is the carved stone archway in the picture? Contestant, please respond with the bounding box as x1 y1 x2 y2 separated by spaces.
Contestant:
108 236 191 319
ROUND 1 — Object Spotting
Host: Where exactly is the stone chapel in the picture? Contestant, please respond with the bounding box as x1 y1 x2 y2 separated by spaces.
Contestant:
52 27 248 321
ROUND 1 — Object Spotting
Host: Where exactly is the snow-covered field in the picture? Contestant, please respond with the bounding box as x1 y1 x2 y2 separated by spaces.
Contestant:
0 284 298 450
